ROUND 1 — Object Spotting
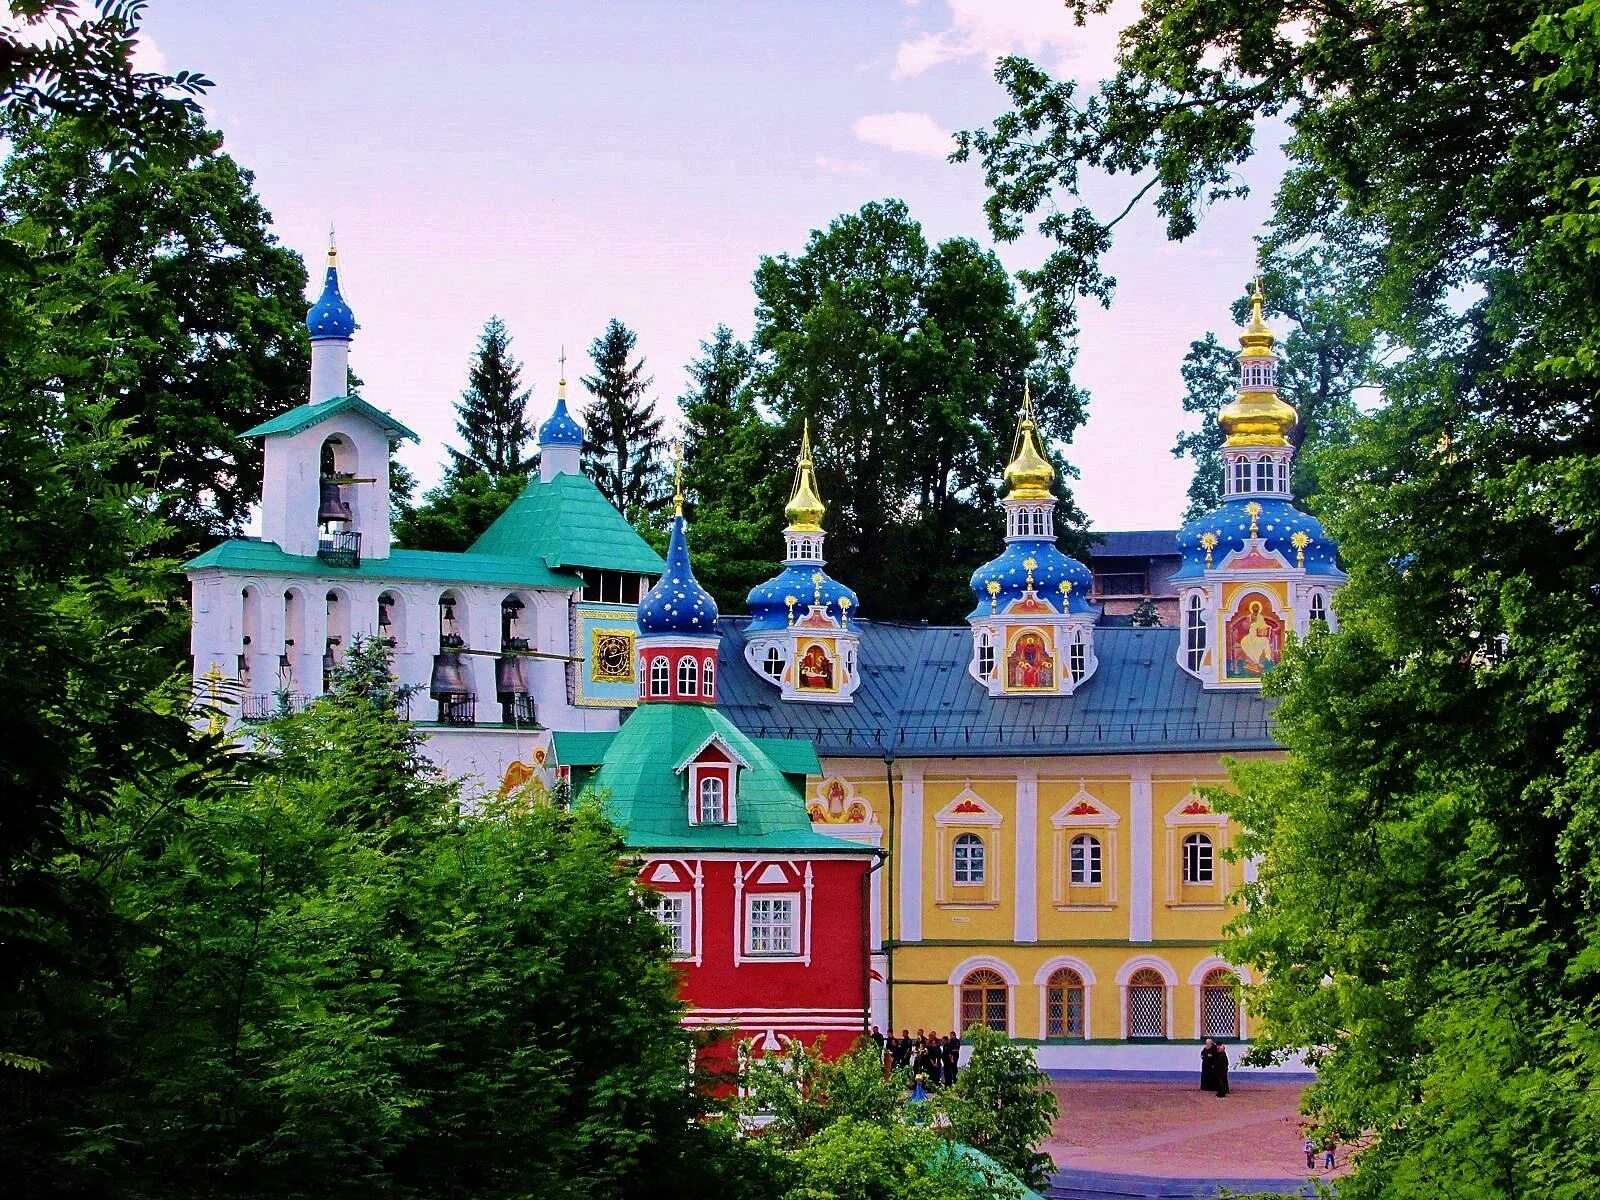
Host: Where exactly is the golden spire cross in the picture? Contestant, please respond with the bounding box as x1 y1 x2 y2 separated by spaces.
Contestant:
327 223 337 266
1200 531 1219 569
557 345 567 398
1245 501 1262 538
672 439 685 518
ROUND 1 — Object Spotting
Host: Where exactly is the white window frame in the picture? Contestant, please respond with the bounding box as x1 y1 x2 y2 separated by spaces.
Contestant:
702 656 715 696
762 645 783 678
976 632 995 679
1184 594 1207 671
952 832 986 886
697 774 726 824
648 892 689 957
649 655 669 697
677 656 699 696
744 893 798 956
1182 832 1214 884
1069 833 1102 885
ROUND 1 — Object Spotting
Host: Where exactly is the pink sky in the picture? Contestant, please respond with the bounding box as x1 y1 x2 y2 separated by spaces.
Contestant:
141 0 1283 531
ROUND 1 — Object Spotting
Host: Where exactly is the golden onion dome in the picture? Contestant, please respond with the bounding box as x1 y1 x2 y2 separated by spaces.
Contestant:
784 419 827 531
1004 383 1056 500
1221 279 1298 448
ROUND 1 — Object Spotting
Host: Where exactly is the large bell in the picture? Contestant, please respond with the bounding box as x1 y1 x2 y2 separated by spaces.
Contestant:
495 654 529 702
429 651 472 699
318 479 353 525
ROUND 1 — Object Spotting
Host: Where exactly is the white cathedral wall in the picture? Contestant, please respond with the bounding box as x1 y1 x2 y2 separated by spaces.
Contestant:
258 416 394 560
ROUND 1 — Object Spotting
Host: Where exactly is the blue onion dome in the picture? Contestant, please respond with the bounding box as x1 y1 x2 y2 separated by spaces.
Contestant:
638 515 719 637
538 391 584 447
305 246 356 341
1172 497 1342 582
968 539 1094 620
747 568 860 633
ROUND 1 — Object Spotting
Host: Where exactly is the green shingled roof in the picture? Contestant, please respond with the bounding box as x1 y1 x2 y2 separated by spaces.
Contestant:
470 472 665 575
554 706 866 854
242 395 419 441
184 538 580 590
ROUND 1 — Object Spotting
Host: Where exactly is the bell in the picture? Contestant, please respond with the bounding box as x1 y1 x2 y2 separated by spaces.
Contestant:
429 651 472 699
318 480 352 525
495 654 528 702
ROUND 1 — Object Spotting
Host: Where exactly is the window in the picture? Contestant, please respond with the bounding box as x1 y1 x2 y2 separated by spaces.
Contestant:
702 657 715 697
649 893 688 956
1069 834 1102 885
762 646 784 679
650 656 670 697
1309 591 1328 626
1093 572 1147 597
1127 968 1166 1038
1231 458 1250 495
746 896 795 955
960 968 1009 1033
581 570 644 604
976 633 995 679
1031 509 1047 536
1182 833 1214 884
697 776 726 824
677 656 699 696
1201 968 1240 1038
952 833 986 885
1255 456 1272 493
1069 635 1087 683
1046 969 1086 1038
1184 594 1207 671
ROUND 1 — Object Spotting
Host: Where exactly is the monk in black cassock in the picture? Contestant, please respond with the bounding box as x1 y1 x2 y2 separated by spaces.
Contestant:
1199 1038 1229 1097
943 1031 961 1087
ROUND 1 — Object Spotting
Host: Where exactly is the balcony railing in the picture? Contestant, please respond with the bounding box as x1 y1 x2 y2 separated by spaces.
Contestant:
317 529 362 568
500 694 537 727
436 695 476 726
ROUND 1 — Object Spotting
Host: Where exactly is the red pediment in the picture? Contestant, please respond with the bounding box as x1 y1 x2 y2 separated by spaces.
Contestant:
1068 800 1100 816
1228 545 1284 570
1181 799 1211 815
952 798 986 815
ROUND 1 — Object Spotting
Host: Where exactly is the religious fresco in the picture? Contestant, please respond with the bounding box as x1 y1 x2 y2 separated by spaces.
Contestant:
807 776 871 825
1005 627 1056 691
1224 591 1284 679
796 637 838 692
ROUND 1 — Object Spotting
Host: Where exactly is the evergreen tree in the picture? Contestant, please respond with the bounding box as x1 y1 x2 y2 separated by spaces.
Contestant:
679 325 786 606
448 315 535 479
393 469 526 552
580 318 668 518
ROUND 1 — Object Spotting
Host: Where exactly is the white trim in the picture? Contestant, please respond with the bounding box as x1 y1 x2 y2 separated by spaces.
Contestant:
1014 770 1038 942
1163 791 1230 827
1191 957 1249 1040
1050 786 1123 828
1117 956 1178 1040
1116 954 1179 987
1035 956 1096 1041
743 890 801 958
1129 771 1153 942
933 787 1003 827
947 954 1020 987
949 956 1018 1037
674 732 751 773
898 769 924 943
1033 955 1099 987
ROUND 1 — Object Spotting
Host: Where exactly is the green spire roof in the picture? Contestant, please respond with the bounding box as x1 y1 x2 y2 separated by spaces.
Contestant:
471 473 664 575
552 706 861 854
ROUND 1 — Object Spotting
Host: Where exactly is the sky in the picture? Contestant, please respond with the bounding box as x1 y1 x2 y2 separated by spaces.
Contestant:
137 0 1286 531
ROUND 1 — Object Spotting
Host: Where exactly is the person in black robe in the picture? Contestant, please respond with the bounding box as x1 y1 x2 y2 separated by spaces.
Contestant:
1213 1041 1230 1097
1200 1039 1230 1096
943 1031 961 1086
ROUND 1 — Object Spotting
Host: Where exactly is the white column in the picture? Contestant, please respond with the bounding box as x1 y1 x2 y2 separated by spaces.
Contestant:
1129 768 1153 942
897 766 923 944
1013 770 1038 943
309 336 350 404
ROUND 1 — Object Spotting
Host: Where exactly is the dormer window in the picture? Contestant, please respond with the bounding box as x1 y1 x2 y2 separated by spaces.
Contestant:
1309 591 1328 626
762 646 784 679
697 776 725 823
1069 634 1087 683
681 739 744 826
976 631 995 678
1184 593 1207 671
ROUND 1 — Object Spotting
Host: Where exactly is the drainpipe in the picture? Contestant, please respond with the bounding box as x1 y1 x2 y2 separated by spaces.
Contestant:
883 750 897 1036
862 847 887 1041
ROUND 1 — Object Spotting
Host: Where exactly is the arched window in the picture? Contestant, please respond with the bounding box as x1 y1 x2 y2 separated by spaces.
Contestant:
976 632 995 679
952 833 985 885
960 968 1009 1033
1069 834 1102 885
1201 967 1240 1038
1182 833 1214 884
649 656 670 697
1046 968 1086 1039
1231 458 1250 495
677 656 699 696
1255 456 1272 493
697 776 725 824
762 646 784 679
1127 968 1167 1038
702 656 715 697
1309 591 1328 626
1184 594 1207 671
1069 634 1087 683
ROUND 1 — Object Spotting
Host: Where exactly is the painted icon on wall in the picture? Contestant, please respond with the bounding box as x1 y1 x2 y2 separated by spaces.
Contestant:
1006 628 1055 690
1224 592 1284 679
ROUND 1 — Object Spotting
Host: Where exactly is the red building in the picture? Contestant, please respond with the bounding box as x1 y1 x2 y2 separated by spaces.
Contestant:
550 508 876 1060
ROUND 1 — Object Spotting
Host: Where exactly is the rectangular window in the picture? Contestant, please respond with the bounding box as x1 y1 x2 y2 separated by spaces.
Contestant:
746 895 796 955
648 893 688 956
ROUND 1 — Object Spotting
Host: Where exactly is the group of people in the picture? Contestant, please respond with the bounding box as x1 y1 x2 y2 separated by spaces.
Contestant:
1199 1037 1230 1097
869 1026 961 1087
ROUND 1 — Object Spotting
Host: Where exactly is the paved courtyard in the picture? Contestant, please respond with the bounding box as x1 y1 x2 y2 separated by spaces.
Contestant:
1044 1076 1349 1184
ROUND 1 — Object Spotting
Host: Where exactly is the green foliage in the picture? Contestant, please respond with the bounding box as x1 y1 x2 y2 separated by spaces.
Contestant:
581 317 668 520
752 199 1088 622
787 1118 1015 1200
939 1025 1056 1189
392 467 525 552
448 314 535 479
740 1038 910 1147
961 0 1600 1194
0 107 311 552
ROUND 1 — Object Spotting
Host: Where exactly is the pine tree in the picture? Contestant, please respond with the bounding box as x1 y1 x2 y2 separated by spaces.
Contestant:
449 315 534 479
580 318 667 517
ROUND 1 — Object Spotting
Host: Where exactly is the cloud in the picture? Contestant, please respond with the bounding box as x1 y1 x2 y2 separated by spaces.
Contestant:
131 32 168 76
893 0 1126 80
815 155 872 177
852 111 954 159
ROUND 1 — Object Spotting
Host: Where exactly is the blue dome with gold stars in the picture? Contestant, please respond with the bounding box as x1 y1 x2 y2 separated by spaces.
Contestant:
538 394 584 447
748 566 859 633
968 538 1094 621
1172 497 1342 583
638 515 719 639
306 262 356 341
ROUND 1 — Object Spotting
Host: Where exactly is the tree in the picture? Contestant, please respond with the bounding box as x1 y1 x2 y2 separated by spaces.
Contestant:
449 314 535 479
939 1025 1057 1190
752 199 1088 622
581 318 667 519
0 108 311 551
959 0 1600 1194
679 325 787 606
392 467 525 552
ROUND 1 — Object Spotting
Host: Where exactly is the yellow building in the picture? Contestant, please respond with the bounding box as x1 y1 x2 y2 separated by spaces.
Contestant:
716 282 1341 1070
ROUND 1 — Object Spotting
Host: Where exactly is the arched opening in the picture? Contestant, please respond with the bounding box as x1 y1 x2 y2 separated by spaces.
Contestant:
976 630 995 680
960 968 1009 1033
496 593 534 726
1069 632 1087 683
1069 834 1102 885
1201 968 1240 1039
952 832 986 886
1309 590 1328 626
677 656 699 697
762 645 784 679
281 588 306 701
1182 833 1214 884
697 775 725 824
1046 968 1086 1039
317 436 362 567
1127 968 1166 1038
430 591 474 725
323 589 351 692
377 590 404 649
649 656 670 697
702 654 716 700
1184 594 1207 671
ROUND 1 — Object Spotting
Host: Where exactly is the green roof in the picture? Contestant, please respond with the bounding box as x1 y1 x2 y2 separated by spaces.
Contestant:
752 736 822 780
549 730 617 767
184 538 580 590
242 394 419 441
470 472 665 575
557 705 867 854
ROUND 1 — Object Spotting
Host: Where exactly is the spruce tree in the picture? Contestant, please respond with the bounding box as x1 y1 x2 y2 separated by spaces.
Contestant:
580 318 667 517
448 315 534 479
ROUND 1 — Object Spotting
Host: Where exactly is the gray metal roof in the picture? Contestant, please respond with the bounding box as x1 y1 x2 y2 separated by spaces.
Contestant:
715 619 1278 760
1089 530 1182 559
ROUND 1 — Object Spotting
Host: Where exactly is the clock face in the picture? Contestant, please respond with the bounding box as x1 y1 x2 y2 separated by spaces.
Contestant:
592 629 635 684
